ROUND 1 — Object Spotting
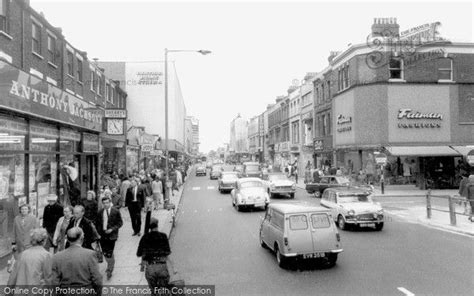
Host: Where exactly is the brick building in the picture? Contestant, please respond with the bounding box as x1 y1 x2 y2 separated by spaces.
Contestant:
0 0 127 257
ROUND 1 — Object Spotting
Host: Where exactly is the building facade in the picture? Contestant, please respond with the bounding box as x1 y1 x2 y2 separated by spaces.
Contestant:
300 73 315 171
248 116 259 161
288 86 301 167
0 0 127 257
229 114 249 161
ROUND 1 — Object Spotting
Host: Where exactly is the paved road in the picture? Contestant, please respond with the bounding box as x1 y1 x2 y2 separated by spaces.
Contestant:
170 167 473 296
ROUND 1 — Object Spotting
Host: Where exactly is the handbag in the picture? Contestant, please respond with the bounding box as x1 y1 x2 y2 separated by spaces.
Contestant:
95 243 104 263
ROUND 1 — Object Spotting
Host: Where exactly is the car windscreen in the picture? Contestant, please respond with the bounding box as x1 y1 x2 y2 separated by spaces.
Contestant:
240 181 263 188
268 175 288 181
222 173 238 180
245 165 260 172
311 213 331 228
338 194 370 203
289 214 308 230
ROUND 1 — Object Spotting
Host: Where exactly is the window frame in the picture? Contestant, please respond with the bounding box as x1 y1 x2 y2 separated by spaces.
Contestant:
76 57 83 83
31 19 43 56
438 58 453 82
66 50 74 77
46 33 57 65
388 57 405 81
0 0 9 34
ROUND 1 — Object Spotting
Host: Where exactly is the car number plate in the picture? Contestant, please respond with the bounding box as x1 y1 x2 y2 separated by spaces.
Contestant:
303 252 325 259
360 223 375 227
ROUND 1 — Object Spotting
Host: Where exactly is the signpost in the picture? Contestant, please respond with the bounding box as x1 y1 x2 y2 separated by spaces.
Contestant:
375 153 387 194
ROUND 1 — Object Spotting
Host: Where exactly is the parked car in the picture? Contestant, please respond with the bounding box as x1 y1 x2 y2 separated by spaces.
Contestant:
320 187 384 231
234 165 244 174
263 173 296 198
218 171 240 193
210 165 223 180
259 203 343 269
305 175 351 197
231 178 269 211
195 166 206 176
242 162 262 178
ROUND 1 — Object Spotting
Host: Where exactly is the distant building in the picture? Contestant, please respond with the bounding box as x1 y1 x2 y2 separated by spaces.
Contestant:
230 114 248 155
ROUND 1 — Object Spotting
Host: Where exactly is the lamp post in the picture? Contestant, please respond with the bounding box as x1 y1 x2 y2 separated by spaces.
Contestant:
164 48 211 207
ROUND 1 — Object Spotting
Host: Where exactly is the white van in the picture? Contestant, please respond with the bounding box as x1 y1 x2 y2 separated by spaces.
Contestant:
259 203 343 268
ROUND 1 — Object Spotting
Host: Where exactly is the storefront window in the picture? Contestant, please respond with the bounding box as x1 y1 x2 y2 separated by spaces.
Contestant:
83 133 99 153
30 122 59 151
60 128 81 152
0 115 27 151
29 154 56 219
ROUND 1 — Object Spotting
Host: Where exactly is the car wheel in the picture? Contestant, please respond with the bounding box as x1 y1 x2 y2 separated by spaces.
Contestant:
314 191 321 198
375 222 384 231
275 246 288 269
327 253 338 267
290 193 295 199
259 232 267 249
338 215 347 230
237 205 242 212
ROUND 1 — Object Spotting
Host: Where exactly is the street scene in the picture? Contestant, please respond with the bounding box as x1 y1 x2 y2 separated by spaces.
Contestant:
0 0 473 296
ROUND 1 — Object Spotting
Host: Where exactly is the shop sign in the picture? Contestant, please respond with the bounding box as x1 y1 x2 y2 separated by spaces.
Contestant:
0 61 103 132
337 114 352 133
150 150 163 156
314 140 323 151
397 108 443 129
290 146 300 152
105 109 127 118
141 144 153 152
467 150 474 166
375 153 387 164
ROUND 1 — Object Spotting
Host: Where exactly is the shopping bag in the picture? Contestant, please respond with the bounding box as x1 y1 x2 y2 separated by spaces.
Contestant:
95 243 104 263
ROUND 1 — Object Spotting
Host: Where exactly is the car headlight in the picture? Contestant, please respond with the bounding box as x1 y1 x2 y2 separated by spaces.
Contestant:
348 210 355 216
377 209 384 215
291 184 296 190
270 184 275 189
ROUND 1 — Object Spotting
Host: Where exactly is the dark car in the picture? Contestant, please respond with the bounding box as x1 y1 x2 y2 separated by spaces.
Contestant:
210 165 223 180
218 171 240 193
196 166 206 176
305 175 351 197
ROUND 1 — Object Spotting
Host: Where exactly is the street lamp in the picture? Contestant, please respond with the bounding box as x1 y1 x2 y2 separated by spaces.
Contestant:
164 48 211 206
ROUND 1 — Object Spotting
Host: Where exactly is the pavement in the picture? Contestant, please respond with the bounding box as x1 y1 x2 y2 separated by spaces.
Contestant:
0 183 185 285
295 179 473 236
171 166 473 296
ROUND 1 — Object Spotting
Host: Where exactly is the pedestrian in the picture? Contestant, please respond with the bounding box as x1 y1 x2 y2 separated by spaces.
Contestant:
42 194 63 253
136 218 171 292
152 176 163 210
176 168 183 188
12 204 40 257
126 179 145 236
120 176 131 208
110 187 123 210
7 228 52 287
82 190 99 222
66 205 100 250
144 196 154 234
51 227 102 294
53 205 74 252
96 196 123 280
294 166 298 184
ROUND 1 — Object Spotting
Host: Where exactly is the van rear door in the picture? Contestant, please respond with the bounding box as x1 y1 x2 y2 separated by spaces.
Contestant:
287 214 313 255
310 212 338 252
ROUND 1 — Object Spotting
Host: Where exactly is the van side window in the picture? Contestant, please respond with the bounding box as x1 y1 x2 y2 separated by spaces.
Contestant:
271 211 284 229
311 213 331 229
289 215 308 230
320 177 329 184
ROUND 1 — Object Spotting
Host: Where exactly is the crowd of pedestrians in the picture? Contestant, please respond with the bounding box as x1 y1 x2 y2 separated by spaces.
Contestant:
6 162 191 294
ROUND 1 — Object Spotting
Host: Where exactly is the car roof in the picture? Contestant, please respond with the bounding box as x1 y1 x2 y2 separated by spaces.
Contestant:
237 177 263 183
269 203 329 214
243 162 259 165
325 187 370 194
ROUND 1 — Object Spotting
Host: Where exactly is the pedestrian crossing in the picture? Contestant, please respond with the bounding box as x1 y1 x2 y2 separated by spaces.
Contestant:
191 186 216 191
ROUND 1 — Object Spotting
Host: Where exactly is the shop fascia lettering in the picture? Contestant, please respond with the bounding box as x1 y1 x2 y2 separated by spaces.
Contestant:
9 80 102 124
337 114 352 133
397 108 442 129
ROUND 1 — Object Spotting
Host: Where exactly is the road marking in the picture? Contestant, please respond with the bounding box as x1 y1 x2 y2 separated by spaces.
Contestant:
192 187 200 191
207 186 215 190
397 287 415 296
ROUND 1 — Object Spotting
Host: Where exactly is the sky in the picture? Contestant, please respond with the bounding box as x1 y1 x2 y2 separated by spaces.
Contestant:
30 0 473 153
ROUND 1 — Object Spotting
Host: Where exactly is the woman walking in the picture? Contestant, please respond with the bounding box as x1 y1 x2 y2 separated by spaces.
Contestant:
12 204 40 256
53 205 74 252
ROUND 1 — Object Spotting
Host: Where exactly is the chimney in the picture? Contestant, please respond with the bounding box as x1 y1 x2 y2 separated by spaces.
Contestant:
371 17 399 37
328 51 341 63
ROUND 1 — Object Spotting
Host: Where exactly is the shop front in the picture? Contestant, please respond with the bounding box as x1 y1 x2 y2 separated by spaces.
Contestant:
313 138 333 171
0 60 102 257
333 84 470 188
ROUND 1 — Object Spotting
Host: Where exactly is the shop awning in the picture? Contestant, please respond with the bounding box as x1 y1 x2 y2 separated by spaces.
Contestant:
450 146 474 156
385 146 461 157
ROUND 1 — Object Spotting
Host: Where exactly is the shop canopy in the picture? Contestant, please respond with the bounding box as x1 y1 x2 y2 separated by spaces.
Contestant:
385 146 461 157
450 146 474 156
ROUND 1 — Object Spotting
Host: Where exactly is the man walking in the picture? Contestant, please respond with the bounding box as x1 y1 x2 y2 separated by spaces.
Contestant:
42 194 63 253
136 218 171 291
120 176 131 208
152 176 163 210
126 179 145 236
52 227 102 294
96 196 123 280
66 205 99 250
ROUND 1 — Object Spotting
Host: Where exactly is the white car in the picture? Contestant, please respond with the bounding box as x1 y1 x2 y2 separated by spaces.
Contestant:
320 187 384 231
262 173 296 198
231 178 270 211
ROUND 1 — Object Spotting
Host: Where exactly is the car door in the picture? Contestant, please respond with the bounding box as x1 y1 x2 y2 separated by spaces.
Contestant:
287 213 313 255
260 208 271 245
310 212 337 252
319 177 329 193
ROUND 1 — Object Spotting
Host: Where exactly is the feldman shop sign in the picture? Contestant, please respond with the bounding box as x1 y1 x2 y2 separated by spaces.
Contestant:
397 108 443 129
0 61 103 132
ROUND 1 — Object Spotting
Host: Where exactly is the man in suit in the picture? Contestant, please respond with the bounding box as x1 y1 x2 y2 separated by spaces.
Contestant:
66 205 99 250
51 227 102 294
96 196 123 280
43 194 64 252
126 179 145 236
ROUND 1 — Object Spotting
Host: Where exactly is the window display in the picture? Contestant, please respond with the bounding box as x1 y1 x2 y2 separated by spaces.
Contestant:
30 121 59 151
0 115 27 151
29 154 56 218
